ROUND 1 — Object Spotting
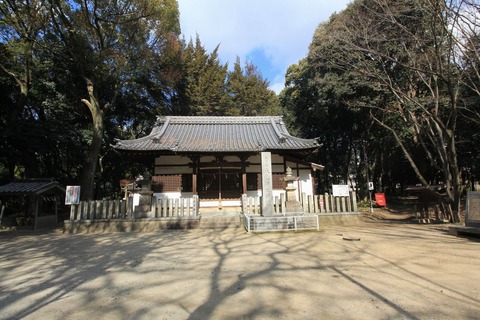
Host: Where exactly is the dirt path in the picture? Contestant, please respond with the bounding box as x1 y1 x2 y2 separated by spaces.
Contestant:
0 223 479 320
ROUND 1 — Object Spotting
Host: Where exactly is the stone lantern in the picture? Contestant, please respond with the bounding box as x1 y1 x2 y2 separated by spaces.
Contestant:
282 167 304 213
133 170 153 217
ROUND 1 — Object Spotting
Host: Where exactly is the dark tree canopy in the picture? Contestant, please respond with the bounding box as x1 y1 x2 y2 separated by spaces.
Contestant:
0 1 279 199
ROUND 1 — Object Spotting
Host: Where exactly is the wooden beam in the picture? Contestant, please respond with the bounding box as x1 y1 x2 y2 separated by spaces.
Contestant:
190 161 249 168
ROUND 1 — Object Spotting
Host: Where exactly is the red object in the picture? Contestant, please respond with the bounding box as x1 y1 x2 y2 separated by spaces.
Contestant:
375 193 387 207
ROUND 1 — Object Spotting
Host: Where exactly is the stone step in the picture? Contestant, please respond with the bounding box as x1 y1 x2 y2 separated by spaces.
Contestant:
198 214 242 229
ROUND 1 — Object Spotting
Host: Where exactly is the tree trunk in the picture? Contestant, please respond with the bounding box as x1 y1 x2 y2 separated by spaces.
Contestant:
79 79 106 200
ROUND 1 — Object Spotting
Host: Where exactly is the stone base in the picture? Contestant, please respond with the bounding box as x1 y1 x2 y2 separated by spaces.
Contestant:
449 225 480 237
285 202 304 213
134 204 152 212
132 210 154 219
64 218 200 233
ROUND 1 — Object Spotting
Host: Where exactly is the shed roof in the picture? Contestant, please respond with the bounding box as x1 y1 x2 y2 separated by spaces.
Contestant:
113 116 319 153
0 179 65 196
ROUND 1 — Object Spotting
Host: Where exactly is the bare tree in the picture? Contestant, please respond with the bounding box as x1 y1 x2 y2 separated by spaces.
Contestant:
309 0 480 221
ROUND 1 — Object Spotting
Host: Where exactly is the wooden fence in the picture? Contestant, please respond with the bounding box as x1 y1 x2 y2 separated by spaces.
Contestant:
153 196 199 218
242 192 358 215
69 199 127 220
69 196 199 221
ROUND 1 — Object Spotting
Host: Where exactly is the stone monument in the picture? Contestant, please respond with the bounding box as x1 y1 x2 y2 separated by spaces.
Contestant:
466 191 480 227
449 191 480 236
261 152 274 216
282 167 304 213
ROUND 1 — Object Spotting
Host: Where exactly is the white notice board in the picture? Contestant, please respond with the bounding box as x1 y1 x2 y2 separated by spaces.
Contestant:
332 185 349 197
65 186 81 205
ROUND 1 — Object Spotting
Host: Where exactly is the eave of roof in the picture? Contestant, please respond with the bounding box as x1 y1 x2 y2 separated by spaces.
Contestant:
0 179 65 196
113 116 320 153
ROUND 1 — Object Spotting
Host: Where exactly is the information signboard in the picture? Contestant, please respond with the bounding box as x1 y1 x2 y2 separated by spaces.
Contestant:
65 186 81 205
332 185 349 197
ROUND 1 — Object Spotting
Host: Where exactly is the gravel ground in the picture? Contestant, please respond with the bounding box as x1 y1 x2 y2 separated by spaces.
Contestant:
0 223 479 320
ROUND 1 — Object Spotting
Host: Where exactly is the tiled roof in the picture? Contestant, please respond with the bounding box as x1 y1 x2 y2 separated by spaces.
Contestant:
0 179 65 195
113 116 319 153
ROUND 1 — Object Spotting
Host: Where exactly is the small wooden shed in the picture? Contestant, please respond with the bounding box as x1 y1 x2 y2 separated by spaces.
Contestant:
0 179 65 230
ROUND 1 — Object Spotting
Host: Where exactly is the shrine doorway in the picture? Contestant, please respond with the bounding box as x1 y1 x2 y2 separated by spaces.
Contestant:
197 168 242 202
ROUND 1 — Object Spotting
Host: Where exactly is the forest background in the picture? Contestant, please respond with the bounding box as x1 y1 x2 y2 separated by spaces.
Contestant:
1 0 480 221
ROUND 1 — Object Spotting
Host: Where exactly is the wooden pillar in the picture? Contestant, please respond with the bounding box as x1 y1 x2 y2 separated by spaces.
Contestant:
192 172 197 195
240 154 248 195
242 172 247 194
189 155 199 195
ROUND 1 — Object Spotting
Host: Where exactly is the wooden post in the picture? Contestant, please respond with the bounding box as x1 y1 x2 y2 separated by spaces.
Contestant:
174 198 179 217
96 201 102 219
302 192 307 212
313 195 319 213
163 199 168 217
70 205 76 220
319 195 325 213
107 200 113 219
180 198 185 217
351 191 358 212
113 200 119 219
120 200 126 219
280 193 285 214
324 193 330 212
77 202 83 220
168 199 173 217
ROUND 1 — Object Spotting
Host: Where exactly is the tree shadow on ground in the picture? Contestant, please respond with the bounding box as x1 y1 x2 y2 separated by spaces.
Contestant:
0 229 207 319
0 224 479 319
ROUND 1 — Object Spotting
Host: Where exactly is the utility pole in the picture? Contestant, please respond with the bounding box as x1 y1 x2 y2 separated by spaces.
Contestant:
364 142 374 214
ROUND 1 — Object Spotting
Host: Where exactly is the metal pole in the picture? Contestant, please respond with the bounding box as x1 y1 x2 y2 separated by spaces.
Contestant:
369 190 373 214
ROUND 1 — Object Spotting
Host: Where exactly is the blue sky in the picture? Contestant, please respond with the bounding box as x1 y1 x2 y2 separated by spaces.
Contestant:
177 0 352 94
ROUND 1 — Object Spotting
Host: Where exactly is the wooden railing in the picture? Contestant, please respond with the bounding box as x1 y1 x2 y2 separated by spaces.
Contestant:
242 192 358 215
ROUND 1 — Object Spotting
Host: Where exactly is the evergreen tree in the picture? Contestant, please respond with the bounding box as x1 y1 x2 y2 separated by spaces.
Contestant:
182 36 229 116
226 57 280 116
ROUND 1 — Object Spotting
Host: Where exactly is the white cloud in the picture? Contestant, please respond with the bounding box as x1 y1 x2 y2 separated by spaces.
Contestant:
178 0 351 93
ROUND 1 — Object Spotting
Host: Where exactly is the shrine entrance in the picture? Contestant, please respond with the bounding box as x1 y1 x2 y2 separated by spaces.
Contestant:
198 168 242 202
